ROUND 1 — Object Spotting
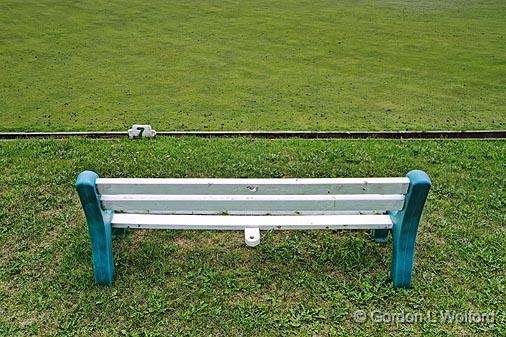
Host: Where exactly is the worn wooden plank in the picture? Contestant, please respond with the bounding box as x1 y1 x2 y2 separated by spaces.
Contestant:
111 214 393 230
101 194 404 213
96 177 409 195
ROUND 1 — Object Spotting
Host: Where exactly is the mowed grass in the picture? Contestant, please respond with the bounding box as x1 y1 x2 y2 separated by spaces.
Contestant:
0 0 505 132
0 138 504 336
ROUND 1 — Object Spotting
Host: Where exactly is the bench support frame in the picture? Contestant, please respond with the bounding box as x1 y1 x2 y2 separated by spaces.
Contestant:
76 171 115 285
371 228 389 243
389 170 431 288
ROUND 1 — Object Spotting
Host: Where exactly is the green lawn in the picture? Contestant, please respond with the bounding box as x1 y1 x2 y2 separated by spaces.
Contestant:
0 138 504 336
1 0 505 132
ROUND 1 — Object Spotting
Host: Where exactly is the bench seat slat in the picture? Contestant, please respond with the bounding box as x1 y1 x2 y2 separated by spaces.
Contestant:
101 194 405 213
96 177 409 195
107 210 387 215
111 214 394 230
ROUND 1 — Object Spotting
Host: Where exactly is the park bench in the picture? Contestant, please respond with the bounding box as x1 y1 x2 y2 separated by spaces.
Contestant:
76 170 431 288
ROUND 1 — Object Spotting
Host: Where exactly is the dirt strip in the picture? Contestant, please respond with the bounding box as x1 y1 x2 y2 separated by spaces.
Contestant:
0 130 505 140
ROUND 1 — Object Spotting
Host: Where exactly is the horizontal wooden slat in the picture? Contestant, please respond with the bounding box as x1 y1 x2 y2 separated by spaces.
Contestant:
108 210 387 215
101 194 404 214
96 177 409 195
111 214 393 230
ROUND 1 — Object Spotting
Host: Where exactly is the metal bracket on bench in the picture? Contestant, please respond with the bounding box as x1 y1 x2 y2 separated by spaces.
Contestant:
244 228 260 247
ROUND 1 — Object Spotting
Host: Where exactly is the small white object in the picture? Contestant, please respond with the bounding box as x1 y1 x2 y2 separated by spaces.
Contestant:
128 125 157 139
244 228 260 247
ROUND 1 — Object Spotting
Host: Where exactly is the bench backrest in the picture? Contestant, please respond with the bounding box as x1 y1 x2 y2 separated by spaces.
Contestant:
96 177 410 215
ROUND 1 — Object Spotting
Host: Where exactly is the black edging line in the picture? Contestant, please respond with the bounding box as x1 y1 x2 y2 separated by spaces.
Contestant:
0 130 505 140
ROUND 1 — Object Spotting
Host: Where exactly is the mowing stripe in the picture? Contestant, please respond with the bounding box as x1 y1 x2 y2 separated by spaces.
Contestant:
0 130 504 139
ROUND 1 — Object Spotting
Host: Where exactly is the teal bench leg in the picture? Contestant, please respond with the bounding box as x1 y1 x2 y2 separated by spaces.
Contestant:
389 170 431 288
76 171 115 285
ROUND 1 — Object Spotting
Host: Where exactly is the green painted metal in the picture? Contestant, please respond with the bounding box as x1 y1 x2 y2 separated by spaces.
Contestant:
112 228 129 238
389 170 431 288
76 171 115 285
371 228 389 243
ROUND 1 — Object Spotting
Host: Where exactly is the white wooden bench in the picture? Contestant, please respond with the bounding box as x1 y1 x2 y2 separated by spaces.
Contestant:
76 170 431 288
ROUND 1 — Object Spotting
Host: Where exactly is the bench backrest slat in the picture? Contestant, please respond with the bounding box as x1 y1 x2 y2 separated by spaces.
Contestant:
96 177 409 195
100 194 405 214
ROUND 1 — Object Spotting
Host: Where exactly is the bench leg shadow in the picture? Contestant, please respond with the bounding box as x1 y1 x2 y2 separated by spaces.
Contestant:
112 228 129 238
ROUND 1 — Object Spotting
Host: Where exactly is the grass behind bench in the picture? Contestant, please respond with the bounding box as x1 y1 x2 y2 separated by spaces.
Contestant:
1 0 505 131
0 138 505 336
